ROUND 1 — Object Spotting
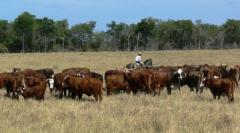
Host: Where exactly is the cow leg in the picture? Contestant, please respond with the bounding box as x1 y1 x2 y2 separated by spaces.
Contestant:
107 87 111 96
213 95 216 100
125 87 132 94
167 86 171 95
132 88 138 94
5 88 11 97
78 93 83 100
93 93 99 102
189 87 194 92
12 91 19 99
199 86 204 94
59 90 63 99
217 95 221 100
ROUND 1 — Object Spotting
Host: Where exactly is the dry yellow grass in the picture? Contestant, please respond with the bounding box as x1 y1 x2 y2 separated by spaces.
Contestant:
0 50 240 133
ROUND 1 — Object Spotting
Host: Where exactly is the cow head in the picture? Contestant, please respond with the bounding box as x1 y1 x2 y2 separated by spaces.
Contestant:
17 78 27 95
199 77 206 87
47 74 55 92
177 68 184 79
63 75 70 87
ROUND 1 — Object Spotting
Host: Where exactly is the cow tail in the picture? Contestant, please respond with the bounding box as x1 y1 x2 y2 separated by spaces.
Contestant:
99 83 103 101
231 80 235 102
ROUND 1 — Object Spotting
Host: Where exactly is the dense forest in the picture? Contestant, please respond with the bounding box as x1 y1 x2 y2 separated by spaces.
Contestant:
0 12 240 53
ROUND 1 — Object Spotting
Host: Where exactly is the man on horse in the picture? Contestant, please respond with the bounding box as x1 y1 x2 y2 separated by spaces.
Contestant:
135 53 143 67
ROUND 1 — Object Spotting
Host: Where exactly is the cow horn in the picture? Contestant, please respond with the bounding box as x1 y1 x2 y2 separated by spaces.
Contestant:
64 75 69 80
80 74 85 78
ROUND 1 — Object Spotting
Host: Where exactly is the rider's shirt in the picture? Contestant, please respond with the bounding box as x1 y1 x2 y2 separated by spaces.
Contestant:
135 55 142 62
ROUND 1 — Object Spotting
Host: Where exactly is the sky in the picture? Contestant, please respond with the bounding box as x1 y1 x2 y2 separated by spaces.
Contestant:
0 0 239 31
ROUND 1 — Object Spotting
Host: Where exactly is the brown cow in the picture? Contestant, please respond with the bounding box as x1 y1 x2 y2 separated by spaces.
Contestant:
202 78 235 102
4 72 24 99
125 69 153 94
104 70 126 80
89 72 103 82
150 68 180 95
63 76 103 101
53 72 68 98
18 80 47 100
105 74 129 95
62 67 90 77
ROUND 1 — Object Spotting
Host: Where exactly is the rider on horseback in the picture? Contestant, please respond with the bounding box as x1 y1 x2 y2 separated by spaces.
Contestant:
135 53 143 67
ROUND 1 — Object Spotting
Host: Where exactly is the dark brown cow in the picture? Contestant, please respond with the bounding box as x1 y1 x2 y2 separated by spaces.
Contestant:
53 73 67 98
63 76 103 101
221 66 239 87
21 69 39 77
203 78 235 102
181 70 204 93
4 72 24 99
150 68 180 95
36 68 54 79
105 74 129 95
104 70 126 80
89 72 103 82
125 69 153 94
0 72 9 89
24 74 45 87
62 67 90 77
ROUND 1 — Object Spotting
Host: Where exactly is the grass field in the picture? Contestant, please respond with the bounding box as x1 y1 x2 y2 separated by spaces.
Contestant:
0 50 240 133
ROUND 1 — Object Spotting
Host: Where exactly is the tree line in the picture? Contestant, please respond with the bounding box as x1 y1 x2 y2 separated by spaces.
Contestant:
0 11 240 53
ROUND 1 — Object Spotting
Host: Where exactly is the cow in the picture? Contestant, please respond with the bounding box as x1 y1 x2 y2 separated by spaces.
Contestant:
149 68 181 95
181 69 204 93
202 77 235 102
104 70 126 80
105 74 129 95
0 72 9 89
221 66 239 87
36 68 54 79
62 67 90 77
89 72 103 82
18 79 47 100
125 69 153 94
53 73 68 98
4 72 24 99
63 76 103 101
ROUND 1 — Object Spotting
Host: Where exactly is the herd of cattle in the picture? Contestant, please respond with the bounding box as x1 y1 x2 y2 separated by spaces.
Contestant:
0 64 239 102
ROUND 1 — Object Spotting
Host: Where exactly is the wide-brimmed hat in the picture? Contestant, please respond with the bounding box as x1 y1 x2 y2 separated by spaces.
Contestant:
138 53 142 55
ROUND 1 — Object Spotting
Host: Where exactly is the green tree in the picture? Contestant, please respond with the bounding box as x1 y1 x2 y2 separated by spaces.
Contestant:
13 12 35 52
55 19 69 51
0 20 8 43
70 21 96 51
135 17 157 49
223 19 240 45
37 17 56 52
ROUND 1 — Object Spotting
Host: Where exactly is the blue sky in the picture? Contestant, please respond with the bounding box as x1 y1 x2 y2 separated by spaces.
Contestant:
0 0 239 31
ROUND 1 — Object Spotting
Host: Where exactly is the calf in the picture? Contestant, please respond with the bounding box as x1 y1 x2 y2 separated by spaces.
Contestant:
18 81 47 100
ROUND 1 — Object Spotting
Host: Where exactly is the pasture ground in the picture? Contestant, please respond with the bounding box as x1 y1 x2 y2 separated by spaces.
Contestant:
0 50 240 133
